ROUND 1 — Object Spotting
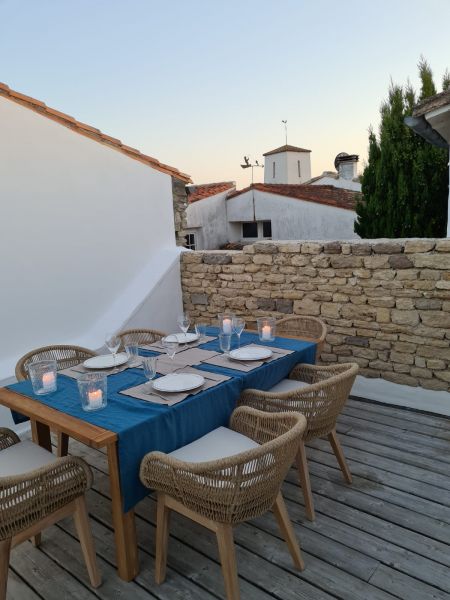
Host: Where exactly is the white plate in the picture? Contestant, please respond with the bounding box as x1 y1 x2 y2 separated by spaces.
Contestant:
83 353 129 369
153 373 204 393
229 347 273 361
168 332 199 344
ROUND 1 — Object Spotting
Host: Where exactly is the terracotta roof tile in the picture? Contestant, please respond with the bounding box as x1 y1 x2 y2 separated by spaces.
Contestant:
187 181 235 203
227 183 360 211
263 144 311 156
0 81 191 183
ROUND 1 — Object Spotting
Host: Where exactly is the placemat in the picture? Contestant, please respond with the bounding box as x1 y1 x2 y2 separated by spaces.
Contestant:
200 344 294 372
59 358 142 380
139 335 216 352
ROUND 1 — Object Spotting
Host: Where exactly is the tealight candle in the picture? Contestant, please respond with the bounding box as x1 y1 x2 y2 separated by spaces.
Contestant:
222 318 232 334
88 389 103 409
262 325 272 341
42 371 56 391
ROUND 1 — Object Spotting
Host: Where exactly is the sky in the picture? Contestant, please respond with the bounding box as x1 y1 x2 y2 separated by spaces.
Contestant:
1 0 450 188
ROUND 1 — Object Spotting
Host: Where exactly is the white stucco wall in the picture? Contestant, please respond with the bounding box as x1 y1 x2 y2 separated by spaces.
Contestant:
310 175 362 192
264 151 311 184
0 96 182 388
227 190 358 240
185 190 230 249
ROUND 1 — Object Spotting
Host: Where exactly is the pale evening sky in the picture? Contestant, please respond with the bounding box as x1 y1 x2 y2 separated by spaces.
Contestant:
1 0 449 188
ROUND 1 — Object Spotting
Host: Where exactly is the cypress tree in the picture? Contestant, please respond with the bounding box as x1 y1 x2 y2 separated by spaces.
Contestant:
355 60 449 238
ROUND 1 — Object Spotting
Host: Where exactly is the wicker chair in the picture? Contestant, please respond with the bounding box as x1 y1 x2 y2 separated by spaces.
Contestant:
140 407 307 600
238 362 359 521
276 316 327 360
0 428 101 599
15 345 96 457
117 328 167 349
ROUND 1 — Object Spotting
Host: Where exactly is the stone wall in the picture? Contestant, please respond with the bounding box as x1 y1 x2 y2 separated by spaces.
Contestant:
181 239 450 392
172 177 188 246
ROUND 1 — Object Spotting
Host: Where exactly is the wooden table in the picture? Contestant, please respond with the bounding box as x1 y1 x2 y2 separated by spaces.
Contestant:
0 387 139 582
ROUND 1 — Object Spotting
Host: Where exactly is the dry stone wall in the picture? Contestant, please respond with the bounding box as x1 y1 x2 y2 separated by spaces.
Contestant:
181 239 450 392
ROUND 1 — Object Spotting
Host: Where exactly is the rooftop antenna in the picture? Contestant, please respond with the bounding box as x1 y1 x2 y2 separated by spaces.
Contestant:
282 119 287 145
240 155 264 185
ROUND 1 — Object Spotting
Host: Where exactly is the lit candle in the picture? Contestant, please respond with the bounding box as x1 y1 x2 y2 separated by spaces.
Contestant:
88 389 103 409
42 371 56 391
262 325 272 341
222 318 232 334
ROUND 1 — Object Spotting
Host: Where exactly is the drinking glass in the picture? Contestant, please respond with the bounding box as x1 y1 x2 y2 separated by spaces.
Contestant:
105 332 120 366
125 344 139 366
142 357 157 392
232 317 246 348
161 335 179 371
219 333 231 355
195 322 208 343
177 313 191 346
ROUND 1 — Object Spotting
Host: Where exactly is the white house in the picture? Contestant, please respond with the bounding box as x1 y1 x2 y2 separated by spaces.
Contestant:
0 81 190 427
405 88 450 235
306 153 362 192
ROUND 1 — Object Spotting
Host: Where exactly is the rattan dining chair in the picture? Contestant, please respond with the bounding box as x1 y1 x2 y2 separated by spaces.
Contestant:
140 407 307 600
0 428 101 599
117 328 167 349
15 345 97 457
276 315 327 360
238 362 358 521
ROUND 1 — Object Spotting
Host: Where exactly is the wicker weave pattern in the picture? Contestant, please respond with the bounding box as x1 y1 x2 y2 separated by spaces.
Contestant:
15 345 96 381
118 328 167 349
0 428 20 451
140 407 306 524
276 316 327 358
238 363 358 441
0 431 93 541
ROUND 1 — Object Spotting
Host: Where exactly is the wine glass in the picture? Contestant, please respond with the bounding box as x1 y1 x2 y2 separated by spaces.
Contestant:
177 313 191 347
105 332 120 367
219 333 231 355
142 357 157 392
161 335 179 372
232 317 246 349
195 322 208 343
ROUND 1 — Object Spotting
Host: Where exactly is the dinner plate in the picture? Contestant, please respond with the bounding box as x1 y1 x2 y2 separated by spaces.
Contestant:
83 353 129 369
168 332 199 344
229 347 273 361
153 373 204 393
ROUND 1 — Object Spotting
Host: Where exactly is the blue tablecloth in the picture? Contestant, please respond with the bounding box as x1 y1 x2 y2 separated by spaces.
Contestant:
7 329 316 512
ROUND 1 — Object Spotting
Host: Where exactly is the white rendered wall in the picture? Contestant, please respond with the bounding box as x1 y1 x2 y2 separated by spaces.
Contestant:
310 175 362 192
0 96 182 386
227 190 359 240
186 191 230 249
264 151 311 184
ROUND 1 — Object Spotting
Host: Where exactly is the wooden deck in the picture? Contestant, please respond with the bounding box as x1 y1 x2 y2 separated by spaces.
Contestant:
7 398 450 600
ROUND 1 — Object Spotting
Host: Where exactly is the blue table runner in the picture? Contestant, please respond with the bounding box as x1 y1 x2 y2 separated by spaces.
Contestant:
8 328 316 512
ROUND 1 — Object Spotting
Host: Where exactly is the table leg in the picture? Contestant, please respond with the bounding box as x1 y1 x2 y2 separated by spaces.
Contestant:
31 419 52 452
106 442 139 581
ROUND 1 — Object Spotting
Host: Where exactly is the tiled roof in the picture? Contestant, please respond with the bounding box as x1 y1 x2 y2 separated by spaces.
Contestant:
227 183 360 211
187 181 235 203
413 89 450 117
263 144 311 156
0 82 191 183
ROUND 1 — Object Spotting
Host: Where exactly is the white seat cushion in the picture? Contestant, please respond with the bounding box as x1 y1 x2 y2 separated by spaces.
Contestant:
269 378 309 393
0 440 58 477
170 426 259 463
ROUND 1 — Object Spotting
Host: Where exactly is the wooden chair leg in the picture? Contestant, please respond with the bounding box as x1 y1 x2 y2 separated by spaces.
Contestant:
296 441 315 521
0 539 11 600
216 524 240 600
328 429 352 484
73 496 102 588
155 493 171 585
56 432 69 457
31 533 42 547
272 492 304 570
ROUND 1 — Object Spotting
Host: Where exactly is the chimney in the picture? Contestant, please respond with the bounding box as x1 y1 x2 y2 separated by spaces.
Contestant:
334 153 359 180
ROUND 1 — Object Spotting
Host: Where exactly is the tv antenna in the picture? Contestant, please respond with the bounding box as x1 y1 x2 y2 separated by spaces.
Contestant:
240 156 264 185
282 119 287 145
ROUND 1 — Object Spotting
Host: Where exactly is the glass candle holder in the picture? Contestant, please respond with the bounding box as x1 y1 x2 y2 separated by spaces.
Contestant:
218 312 235 335
257 317 276 342
28 360 58 395
77 372 108 412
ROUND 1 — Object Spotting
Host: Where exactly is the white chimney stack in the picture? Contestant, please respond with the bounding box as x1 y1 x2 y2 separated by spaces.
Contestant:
335 153 359 180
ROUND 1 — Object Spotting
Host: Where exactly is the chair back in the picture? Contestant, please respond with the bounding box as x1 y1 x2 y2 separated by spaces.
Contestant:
117 328 166 349
276 315 326 358
15 345 96 381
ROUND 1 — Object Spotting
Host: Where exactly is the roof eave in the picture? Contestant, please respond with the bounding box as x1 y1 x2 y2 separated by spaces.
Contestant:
404 115 449 149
